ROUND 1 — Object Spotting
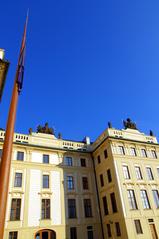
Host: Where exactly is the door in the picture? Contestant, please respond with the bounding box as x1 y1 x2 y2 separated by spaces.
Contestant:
35 230 56 239
149 224 158 239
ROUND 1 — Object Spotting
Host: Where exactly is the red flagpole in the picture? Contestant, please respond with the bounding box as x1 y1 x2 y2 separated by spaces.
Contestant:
0 14 28 239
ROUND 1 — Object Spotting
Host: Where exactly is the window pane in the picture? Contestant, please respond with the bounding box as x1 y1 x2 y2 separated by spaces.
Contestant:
118 146 125 155
84 199 92 217
146 167 154 180
9 231 18 239
104 149 108 158
123 165 130 179
130 147 136 156
68 199 76 218
127 190 138 209
135 166 142 180
97 155 101 164
65 157 73 166
152 190 159 208
80 158 86 167
102 196 108 215
107 224 111 237
70 227 77 239
82 177 89 190
67 176 74 190
42 199 50 219
10 199 21 221
110 193 118 213
43 154 49 164
141 149 147 158
134 220 143 234
17 151 24 161
43 175 49 188
115 222 121 236
151 150 157 159
140 190 150 209
100 174 104 187
107 169 112 183
14 173 22 187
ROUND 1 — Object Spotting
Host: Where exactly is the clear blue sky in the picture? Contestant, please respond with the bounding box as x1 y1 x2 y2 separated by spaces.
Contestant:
1 0 159 141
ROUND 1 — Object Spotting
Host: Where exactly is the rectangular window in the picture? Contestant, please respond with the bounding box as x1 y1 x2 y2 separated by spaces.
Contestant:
10 199 21 221
127 190 138 209
14 173 22 187
130 147 136 156
157 168 159 177
9 232 18 239
70 227 77 239
43 154 49 164
122 165 130 179
152 190 159 208
43 175 49 188
87 226 94 239
135 166 143 180
107 169 112 183
82 177 89 190
110 192 118 213
115 222 121 237
17 151 24 161
146 167 154 180
97 155 101 164
134 220 143 234
100 174 104 187
65 157 73 166
141 149 147 158
107 224 112 237
104 149 108 158
140 190 151 209
68 199 76 218
118 146 125 155
41 199 50 219
151 150 157 159
102 196 108 215
67 176 74 190
84 199 92 218
80 158 86 167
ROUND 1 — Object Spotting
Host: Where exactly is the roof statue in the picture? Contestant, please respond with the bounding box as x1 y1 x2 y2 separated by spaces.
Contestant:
123 118 137 130
37 122 55 135
108 121 112 128
58 132 62 139
150 130 154 136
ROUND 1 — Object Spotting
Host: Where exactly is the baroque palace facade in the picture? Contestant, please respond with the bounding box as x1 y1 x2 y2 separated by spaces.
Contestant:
1 119 159 239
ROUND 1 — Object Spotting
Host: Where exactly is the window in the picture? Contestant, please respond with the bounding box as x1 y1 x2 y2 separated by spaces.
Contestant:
106 224 111 238
43 175 49 188
65 157 73 166
9 232 18 239
146 167 154 180
134 220 143 234
84 199 92 218
68 199 76 218
70 227 77 239
87 226 94 239
107 169 112 183
110 192 118 213
140 190 151 209
104 149 108 159
127 190 138 209
122 165 130 179
67 176 74 190
118 146 125 155
41 199 50 219
81 158 86 167
17 151 24 161
130 147 136 156
157 168 159 177
141 149 147 158
43 154 49 164
151 150 157 159
135 166 143 180
97 155 101 164
152 190 159 208
102 196 108 215
10 199 21 221
14 173 22 187
100 174 104 187
115 222 121 237
82 177 89 190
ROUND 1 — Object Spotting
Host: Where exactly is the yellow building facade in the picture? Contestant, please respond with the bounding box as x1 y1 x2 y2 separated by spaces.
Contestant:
1 119 159 239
